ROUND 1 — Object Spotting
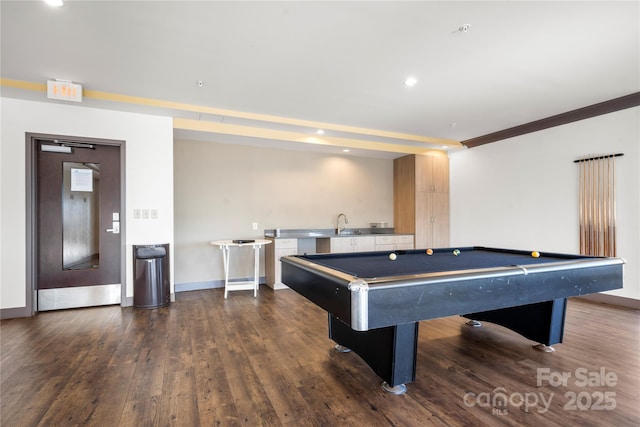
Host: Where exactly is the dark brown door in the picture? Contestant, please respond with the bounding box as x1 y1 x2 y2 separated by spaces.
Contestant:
37 140 121 310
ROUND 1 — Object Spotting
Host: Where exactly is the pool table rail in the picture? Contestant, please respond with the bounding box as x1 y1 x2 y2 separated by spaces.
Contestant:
281 253 625 332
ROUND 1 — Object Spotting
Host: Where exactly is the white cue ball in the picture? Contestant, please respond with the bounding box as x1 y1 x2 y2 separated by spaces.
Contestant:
389 253 397 261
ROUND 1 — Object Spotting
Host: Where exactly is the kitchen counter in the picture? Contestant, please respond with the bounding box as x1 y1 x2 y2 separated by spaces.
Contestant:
264 228 397 238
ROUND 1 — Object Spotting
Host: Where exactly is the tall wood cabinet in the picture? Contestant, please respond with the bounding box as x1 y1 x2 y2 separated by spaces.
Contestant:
394 153 450 249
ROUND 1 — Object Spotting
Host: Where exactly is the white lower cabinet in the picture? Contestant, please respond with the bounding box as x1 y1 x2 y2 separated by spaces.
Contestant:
317 236 376 254
265 238 297 289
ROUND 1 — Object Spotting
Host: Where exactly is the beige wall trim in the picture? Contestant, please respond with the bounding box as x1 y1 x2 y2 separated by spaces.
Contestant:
174 117 446 155
1 78 459 147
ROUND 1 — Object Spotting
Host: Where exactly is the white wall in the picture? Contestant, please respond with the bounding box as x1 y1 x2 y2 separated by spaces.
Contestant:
450 107 639 300
0 97 174 310
173 139 394 287
3 96 636 311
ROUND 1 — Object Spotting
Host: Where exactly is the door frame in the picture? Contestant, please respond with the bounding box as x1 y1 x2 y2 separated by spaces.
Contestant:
26 132 126 315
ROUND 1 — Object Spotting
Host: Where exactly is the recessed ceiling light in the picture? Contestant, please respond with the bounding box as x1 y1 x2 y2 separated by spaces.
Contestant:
44 0 63 6
316 129 325 135
404 76 417 87
342 149 350 153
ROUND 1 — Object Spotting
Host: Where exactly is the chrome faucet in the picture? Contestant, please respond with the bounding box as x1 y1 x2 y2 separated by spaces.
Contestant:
336 213 348 234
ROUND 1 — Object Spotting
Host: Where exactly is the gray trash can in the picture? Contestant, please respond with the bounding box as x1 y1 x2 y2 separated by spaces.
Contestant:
133 244 170 308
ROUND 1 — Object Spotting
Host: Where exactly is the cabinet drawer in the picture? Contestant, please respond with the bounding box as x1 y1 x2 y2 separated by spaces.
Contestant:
275 238 297 249
396 235 414 245
375 235 395 245
375 235 414 245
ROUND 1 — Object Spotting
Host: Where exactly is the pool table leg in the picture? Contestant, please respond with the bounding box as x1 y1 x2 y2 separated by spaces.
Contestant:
328 314 418 393
463 298 567 348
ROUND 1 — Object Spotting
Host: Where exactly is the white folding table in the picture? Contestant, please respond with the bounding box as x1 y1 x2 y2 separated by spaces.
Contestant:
210 239 272 298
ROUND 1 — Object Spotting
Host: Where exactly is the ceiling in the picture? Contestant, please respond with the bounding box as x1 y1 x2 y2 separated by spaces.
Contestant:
1 1 638 159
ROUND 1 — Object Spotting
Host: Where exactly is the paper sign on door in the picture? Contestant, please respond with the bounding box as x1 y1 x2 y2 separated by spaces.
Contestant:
70 168 93 192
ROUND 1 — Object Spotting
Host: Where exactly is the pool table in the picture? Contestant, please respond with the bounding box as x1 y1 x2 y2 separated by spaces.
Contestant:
280 246 624 393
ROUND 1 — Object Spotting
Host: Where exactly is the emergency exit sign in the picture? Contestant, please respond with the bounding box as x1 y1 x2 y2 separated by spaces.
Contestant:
47 80 82 102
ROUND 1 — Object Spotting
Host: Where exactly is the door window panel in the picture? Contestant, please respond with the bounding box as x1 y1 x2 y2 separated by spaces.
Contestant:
62 162 100 270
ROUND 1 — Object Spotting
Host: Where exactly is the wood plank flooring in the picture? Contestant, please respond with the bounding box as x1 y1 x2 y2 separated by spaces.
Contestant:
1 288 639 426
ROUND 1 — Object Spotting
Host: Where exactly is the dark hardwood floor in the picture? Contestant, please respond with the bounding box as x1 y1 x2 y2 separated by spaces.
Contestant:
1 288 639 426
